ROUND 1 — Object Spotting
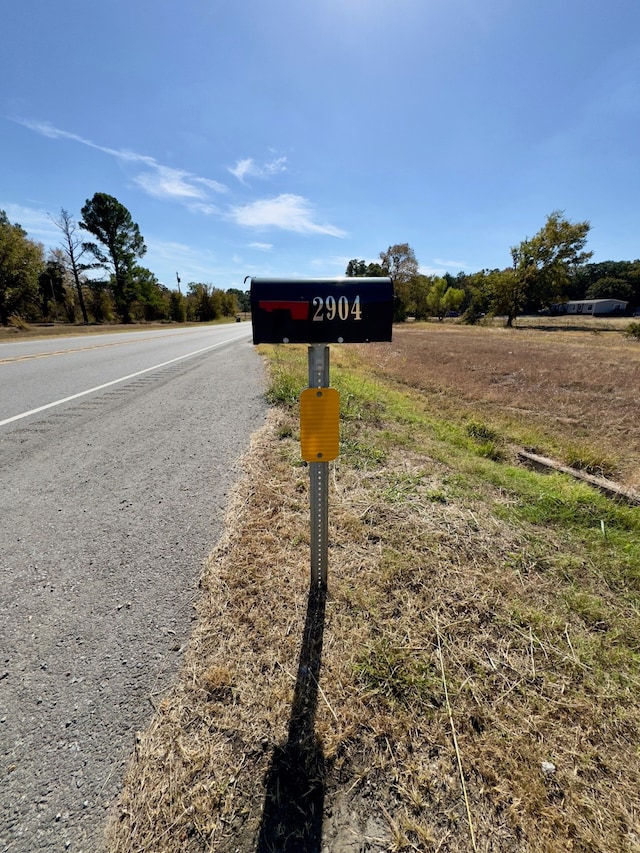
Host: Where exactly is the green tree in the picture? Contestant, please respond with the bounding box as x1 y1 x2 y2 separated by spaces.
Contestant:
169 290 186 322
426 276 447 320
130 266 169 321
187 282 215 321
38 256 67 320
227 287 250 313
410 275 432 320
442 286 465 316
585 277 634 302
460 270 490 324
0 210 44 325
345 259 386 278
220 289 239 317
485 267 524 327
80 193 147 323
345 259 367 277
86 279 114 322
506 210 592 325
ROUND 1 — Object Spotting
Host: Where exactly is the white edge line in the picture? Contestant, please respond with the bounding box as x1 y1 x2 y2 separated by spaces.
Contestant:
0 332 250 428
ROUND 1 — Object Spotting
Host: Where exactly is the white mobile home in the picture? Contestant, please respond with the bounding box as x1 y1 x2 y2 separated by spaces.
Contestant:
558 299 628 316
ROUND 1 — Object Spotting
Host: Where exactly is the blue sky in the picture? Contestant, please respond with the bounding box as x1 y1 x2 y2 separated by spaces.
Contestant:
2 0 639 291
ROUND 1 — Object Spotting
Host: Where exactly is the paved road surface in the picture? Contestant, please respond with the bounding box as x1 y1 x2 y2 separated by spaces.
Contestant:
0 324 266 852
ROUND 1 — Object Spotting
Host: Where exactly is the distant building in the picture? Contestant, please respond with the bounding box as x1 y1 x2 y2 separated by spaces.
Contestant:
550 299 629 316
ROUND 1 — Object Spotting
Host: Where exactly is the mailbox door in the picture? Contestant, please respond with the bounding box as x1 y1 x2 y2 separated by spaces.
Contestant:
250 277 393 344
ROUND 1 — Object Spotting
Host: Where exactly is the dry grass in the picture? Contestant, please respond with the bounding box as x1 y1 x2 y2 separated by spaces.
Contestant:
107 325 640 852
365 323 640 489
0 320 231 342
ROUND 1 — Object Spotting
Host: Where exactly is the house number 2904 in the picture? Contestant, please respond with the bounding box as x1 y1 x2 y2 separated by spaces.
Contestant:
312 295 362 321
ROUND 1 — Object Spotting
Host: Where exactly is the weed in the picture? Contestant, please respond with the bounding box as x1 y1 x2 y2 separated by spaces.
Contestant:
339 436 386 468
466 419 499 443
277 425 293 439
624 321 640 340
353 638 440 709
475 440 504 461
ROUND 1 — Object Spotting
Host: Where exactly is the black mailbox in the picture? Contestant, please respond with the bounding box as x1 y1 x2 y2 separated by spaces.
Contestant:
249 277 394 344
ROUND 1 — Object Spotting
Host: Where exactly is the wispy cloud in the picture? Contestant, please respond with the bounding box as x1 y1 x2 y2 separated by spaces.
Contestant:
228 155 288 184
0 202 59 241
229 194 346 237
133 166 225 204
419 266 448 277
433 258 468 269
15 118 157 166
13 118 345 239
145 238 223 282
14 117 228 203
248 241 273 251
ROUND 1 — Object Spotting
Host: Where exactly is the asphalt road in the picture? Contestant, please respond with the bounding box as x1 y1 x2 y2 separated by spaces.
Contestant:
0 324 267 852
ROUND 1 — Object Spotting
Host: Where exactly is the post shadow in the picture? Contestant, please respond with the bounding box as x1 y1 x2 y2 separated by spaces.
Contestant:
256 583 327 853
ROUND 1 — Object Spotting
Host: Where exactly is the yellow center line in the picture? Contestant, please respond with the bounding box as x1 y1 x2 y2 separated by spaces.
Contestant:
0 332 191 365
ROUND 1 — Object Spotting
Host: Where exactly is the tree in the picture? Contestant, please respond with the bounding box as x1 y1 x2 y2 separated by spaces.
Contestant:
80 193 147 323
410 275 432 320
0 210 44 325
442 286 465 317
460 270 490 324
506 210 592 325
220 289 239 317
86 279 113 323
187 282 215 321
585 277 634 302
379 243 419 321
379 243 419 283
485 267 524 327
50 208 90 324
345 259 386 278
345 259 367 277
169 290 186 322
129 266 169 321
227 287 250 313
38 256 67 320
426 276 448 320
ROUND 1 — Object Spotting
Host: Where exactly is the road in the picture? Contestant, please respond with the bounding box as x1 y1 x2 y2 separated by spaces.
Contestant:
0 324 267 852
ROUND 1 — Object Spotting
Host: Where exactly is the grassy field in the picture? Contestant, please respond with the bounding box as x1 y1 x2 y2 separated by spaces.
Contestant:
107 322 640 852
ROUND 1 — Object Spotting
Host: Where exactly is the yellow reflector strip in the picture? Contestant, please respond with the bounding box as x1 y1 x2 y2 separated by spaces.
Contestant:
300 387 340 462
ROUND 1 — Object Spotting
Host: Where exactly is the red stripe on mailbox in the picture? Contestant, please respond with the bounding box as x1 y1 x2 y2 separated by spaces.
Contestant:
258 300 309 321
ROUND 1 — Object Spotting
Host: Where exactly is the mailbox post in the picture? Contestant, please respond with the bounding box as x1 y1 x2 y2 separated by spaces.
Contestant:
308 344 330 587
249 277 393 588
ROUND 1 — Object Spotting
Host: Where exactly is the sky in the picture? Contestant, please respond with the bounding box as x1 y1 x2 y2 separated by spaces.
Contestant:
2 0 639 292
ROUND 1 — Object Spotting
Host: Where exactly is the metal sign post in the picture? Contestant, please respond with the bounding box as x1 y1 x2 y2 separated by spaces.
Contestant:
308 344 330 588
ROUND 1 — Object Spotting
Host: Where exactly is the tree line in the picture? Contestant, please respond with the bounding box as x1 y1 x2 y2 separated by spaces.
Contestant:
347 211 640 325
4 202 638 329
0 193 244 327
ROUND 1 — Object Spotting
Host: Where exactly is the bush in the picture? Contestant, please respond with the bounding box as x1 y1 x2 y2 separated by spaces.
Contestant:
624 322 640 340
8 314 30 331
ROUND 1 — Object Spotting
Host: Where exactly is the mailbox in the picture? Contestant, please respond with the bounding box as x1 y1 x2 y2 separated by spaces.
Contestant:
249 277 393 344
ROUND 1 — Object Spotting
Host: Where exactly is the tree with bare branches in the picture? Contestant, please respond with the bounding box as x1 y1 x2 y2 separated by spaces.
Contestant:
50 208 90 324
